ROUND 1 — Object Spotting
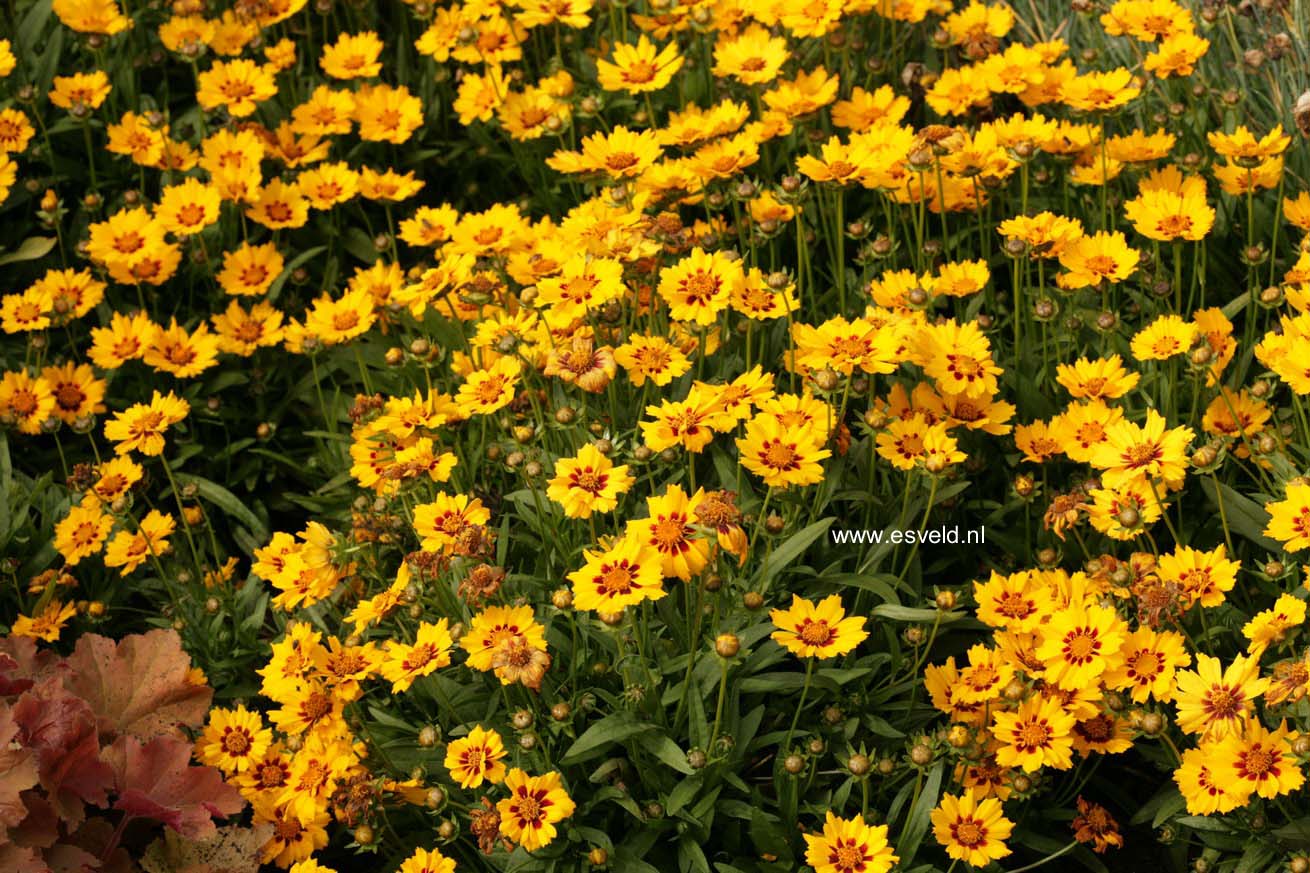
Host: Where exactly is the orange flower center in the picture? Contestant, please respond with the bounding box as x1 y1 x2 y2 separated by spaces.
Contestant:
302 691 331 722
762 440 799 471
222 727 252 755
600 564 634 594
1061 627 1100 663
1241 746 1275 779
1017 719 1051 750
798 619 834 646
952 818 985 847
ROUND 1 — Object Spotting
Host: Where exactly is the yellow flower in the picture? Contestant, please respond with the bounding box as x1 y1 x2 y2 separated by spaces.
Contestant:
803 811 898 873
1035 600 1128 690
11 601 78 643
991 694 1076 772
629 485 712 580
1055 355 1139 400
930 792 1014 868
1102 627 1190 703
1173 652 1267 739
1175 744 1242 815
1211 720 1305 803
497 769 576 851
1089 410 1193 490
547 443 635 518
736 413 831 488
1130 314 1197 361
196 58 278 117
380 620 453 693
568 533 666 614
104 510 175 576
1242 593 1307 654
597 35 682 94
1264 482 1310 552
414 493 491 553
397 847 457 873
320 31 384 79
196 705 272 774
443 725 508 789
455 357 522 416
103 390 190 456
54 501 113 566
769 594 868 659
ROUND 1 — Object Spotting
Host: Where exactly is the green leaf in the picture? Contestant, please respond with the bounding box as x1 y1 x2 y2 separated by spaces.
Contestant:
649 735 695 775
267 246 327 303
757 518 833 589
0 237 57 266
895 760 943 862
173 473 269 546
872 604 965 623
748 809 793 865
1206 482 1281 552
666 773 704 817
560 712 656 765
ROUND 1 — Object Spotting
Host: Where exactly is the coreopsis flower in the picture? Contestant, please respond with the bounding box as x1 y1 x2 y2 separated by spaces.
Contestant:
793 315 901 376
89 457 143 508
1052 400 1120 463
549 126 662 179
142 319 221 379
1015 420 1061 464
803 811 898 873
641 389 720 453
355 84 423 143
657 247 742 326
736 414 831 488
597 35 682 93
1035 601 1128 690
297 161 359 210
321 31 383 79
104 510 175 575
196 705 273 774
515 0 593 27
1242 593 1307 654
955 644 1016 704
1208 124 1291 163
218 242 284 297
251 794 330 866
614 335 690 387
925 657 985 725
1102 627 1190 702
302 287 377 346
1175 745 1242 815
54 501 113 565
155 178 222 236
462 604 548 678
1086 482 1161 540
196 59 277 117
49 70 111 110
876 417 933 471
1061 68 1140 112
923 320 1003 398
359 166 424 201
213 300 286 356
931 792 1014 868
1131 314 1196 361
567 533 666 612
1144 32 1211 78
1173 652 1268 739
444 725 508 789
546 443 635 518
1090 410 1194 490
769 594 868 659
497 769 576 851
11 601 78 643
52 0 129 34
1056 231 1140 289
1212 720 1305 803
535 254 625 321
246 178 309 230
1156 543 1238 609
414 493 491 553
380 620 453 693
973 571 1054 633
455 357 522 416
1055 355 1139 400
103 390 190 456
1124 166 1214 241
0 40 14 78
629 485 713 580
1264 482 1310 551
395 848 456 873
992 694 1076 772
997 211 1085 259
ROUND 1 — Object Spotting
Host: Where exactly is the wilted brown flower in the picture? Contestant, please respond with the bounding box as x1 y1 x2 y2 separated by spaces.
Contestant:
1072 797 1123 854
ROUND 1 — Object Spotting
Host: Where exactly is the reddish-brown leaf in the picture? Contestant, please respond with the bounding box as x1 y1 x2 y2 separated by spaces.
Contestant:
63 631 211 742
0 843 48 873
0 638 64 698
11 681 113 829
106 736 244 842
0 707 38 834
